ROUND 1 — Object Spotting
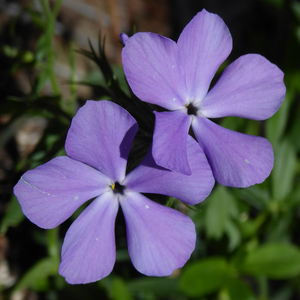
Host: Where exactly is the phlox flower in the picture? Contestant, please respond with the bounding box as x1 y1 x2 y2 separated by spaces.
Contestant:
14 100 214 284
121 9 286 187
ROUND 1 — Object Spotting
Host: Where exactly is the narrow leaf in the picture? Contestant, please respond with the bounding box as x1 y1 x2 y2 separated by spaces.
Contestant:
272 139 296 200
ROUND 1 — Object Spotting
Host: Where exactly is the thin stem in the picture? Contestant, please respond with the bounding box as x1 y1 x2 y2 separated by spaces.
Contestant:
257 275 269 300
47 227 59 260
68 43 77 115
39 0 63 97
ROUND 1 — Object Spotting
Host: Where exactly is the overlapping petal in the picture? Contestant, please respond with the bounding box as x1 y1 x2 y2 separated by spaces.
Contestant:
122 32 188 110
177 9 232 102
201 54 286 120
13 156 109 229
65 100 138 182
152 110 191 175
192 117 274 187
120 192 195 276
59 192 119 284
125 135 214 205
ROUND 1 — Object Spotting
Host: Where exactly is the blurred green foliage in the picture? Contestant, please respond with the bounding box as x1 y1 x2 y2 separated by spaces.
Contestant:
1 0 300 299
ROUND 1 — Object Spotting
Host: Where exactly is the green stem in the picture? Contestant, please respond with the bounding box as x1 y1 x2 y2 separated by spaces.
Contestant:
40 0 52 21
52 0 64 19
68 43 77 115
257 275 269 300
47 227 59 260
39 0 63 97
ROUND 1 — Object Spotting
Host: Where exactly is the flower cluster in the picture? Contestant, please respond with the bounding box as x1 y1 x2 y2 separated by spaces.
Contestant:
14 9 285 284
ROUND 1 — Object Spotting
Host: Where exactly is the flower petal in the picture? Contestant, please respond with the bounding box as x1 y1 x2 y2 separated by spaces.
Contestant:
120 192 196 276
120 33 129 45
122 32 188 110
192 117 274 187
65 100 138 181
125 136 214 205
177 9 232 102
13 156 109 229
201 54 286 120
152 110 191 175
59 192 119 284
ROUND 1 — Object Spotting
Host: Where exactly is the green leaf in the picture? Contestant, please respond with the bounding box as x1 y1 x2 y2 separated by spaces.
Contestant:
233 185 270 210
111 277 132 300
116 249 130 262
287 101 300 152
166 197 178 208
204 185 239 240
266 90 291 146
238 213 266 238
271 139 297 201
2 45 19 58
245 119 260 136
285 182 300 210
0 195 25 234
265 211 292 243
220 116 246 131
225 277 256 300
240 243 300 279
12 257 59 292
224 219 242 251
127 277 179 298
180 257 229 297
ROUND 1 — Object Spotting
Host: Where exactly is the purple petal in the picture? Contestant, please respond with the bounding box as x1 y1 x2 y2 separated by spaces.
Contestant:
125 136 214 205
122 32 188 110
177 9 232 101
120 192 196 276
192 117 274 187
13 156 110 229
152 110 191 175
120 33 129 45
65 100 138 182
201 54 286 120
59 192 119 284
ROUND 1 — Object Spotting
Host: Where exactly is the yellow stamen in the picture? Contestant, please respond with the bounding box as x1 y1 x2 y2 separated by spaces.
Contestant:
111 183 115 190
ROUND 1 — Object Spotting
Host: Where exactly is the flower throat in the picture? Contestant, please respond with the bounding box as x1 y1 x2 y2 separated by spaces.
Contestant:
111 182 125 194
186 103 198 116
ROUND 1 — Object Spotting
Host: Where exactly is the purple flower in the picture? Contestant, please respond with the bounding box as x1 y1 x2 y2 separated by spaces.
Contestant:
121 9 286 188
13 100 214 284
